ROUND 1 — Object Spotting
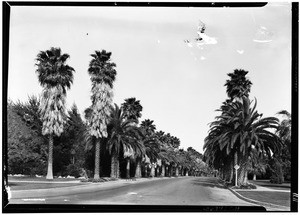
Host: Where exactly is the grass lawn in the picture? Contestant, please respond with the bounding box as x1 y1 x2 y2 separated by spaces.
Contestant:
7 176 86 191
237 191 290 207
249 180 291 190
8 176 81 182
8 182 86 191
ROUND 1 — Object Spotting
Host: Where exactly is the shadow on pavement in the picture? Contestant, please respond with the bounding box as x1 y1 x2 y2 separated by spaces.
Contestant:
191 177 226 189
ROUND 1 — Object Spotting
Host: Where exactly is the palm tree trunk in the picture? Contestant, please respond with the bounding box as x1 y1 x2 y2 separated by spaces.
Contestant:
161 164 165 177
110 152 117 178
143 164 147 177
46 134 54 180
150 164 155 177
94 140 100 180
253 173 256 180
116 156 120 178
175 166 179 177
126 158 130 179
234 152 238 186
135 158 142 178
170 164 173 177
237 154 249 186
229 163 234 184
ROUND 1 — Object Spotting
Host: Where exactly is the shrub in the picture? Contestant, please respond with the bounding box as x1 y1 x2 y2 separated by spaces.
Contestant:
65 164 82 178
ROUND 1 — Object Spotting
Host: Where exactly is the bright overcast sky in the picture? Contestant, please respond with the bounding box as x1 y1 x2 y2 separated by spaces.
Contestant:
8 3 291 153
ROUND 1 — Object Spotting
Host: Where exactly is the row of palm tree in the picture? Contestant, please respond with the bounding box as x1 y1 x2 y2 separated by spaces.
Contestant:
35 47 206 180
203 69 283 186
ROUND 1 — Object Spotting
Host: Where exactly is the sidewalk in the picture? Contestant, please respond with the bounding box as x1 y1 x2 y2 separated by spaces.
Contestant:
227 180 291 211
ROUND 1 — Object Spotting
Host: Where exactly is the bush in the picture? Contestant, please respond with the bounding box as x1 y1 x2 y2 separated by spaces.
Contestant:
65 164 82 178
270 175 284 184
232 183 257 189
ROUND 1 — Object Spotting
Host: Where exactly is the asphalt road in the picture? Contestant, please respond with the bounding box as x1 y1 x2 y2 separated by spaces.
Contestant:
9 177 256 206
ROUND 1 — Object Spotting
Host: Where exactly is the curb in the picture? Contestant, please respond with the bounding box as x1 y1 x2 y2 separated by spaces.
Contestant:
227 186 290 211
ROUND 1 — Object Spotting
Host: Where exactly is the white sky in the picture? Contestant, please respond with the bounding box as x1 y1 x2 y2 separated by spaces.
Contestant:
8 3 291 153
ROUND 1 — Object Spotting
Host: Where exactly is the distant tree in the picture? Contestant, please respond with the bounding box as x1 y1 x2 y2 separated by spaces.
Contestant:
7 98 47 175
62 104 87 176
121 98 144 178
139 120 159 177
35 47 75 179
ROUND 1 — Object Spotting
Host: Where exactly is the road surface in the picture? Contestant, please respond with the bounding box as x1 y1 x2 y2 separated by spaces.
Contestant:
9 176 258 206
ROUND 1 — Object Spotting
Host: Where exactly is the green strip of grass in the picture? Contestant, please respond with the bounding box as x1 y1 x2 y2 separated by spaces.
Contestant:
8 176 80 182
237 191 290 207
8 182 86 191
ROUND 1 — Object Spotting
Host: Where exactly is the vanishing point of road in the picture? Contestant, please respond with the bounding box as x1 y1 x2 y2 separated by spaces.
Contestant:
10 176 257 206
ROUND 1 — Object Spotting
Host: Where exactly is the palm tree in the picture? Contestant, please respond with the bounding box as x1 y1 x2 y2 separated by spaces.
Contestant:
121 98 144 178
87 50 117 180
223 68 252 184
272 110 292 183
276 110 291 153
143 135 160 177
214 97 281 185
139 119 158 177
107 104 144 179
35 47 74 179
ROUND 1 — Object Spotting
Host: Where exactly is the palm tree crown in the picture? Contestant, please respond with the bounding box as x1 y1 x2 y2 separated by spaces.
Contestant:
36 47 74 94
141 119 156 136
121 97 143 123
224 69 252 100
88 50 117 88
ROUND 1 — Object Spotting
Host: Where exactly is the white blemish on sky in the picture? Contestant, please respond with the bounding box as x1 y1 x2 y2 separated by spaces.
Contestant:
236 50 244 54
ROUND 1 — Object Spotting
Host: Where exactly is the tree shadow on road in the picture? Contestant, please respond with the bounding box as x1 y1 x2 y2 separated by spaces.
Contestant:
191 177 226 189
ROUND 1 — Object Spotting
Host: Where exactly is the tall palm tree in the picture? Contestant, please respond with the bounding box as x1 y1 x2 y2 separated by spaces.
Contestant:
223 68 252 184
107 104 144 179
87 50 117 180
35 47 74 179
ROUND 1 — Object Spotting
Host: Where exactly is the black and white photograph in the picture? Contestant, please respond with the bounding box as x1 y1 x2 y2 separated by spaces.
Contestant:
2 1 298 212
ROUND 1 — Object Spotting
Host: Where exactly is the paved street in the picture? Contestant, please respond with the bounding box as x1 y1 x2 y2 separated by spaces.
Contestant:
10 177 257 206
